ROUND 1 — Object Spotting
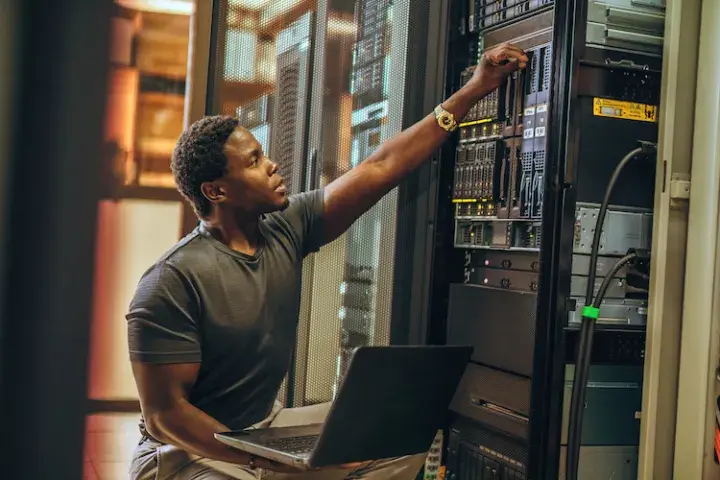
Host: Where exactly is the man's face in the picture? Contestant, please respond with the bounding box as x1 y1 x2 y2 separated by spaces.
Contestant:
203 128 288 215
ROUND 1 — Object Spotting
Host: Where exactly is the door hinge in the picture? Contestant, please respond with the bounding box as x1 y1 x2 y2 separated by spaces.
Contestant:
669 173 691 200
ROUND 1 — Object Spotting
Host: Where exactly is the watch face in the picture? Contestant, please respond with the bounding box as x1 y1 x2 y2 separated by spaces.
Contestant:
435 107 454 131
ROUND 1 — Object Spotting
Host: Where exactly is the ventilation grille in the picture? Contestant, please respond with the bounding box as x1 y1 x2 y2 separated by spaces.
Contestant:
542 46 552 92
271 63 301 193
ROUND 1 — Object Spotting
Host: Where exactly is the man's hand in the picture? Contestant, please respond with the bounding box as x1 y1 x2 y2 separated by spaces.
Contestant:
466 43 528 96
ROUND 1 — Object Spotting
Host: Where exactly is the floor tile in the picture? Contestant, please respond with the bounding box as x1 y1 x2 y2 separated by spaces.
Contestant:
84 413 141 478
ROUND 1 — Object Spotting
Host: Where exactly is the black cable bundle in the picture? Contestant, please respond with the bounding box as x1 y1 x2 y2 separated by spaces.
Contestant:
565 141 657 480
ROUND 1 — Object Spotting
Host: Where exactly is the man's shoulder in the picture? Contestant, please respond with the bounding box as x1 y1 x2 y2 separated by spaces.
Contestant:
138 228 215 284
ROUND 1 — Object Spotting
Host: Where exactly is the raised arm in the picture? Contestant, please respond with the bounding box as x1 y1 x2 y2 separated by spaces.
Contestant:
322 43 527 243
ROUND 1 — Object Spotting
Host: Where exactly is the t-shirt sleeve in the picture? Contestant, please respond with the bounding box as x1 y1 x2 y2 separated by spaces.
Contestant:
276 188 326 256
126 263 202 364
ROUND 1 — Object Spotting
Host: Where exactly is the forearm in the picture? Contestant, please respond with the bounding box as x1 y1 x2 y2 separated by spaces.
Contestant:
366 81 494 182
147 399 253 465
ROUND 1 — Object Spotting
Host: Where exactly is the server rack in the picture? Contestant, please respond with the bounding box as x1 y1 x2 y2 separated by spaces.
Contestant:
201 0 668 477
426 0 666 478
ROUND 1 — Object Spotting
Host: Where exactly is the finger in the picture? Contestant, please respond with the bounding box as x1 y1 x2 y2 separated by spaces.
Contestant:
503 58 527 73
489 44 528 64
502 47 529 63
487 51 527 68
498 42 527 57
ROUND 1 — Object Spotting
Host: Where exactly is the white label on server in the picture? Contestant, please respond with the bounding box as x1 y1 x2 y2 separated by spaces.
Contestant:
524 128 535 139
536 104 548 113
524 107 536 116
535 126 546 137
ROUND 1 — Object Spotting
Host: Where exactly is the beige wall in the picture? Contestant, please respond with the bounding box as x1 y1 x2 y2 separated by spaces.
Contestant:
88 199 182 400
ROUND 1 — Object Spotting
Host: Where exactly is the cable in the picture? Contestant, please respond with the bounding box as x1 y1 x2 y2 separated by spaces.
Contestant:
565 141 657 480
565 253 635 478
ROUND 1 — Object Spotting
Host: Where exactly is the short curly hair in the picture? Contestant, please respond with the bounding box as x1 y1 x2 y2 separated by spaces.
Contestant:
171 115 240 217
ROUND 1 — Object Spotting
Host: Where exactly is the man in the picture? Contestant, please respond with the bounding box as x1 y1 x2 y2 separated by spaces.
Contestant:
127 43 527 480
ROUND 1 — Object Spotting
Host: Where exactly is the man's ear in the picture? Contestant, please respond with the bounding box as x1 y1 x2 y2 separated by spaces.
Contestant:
200 181 226 204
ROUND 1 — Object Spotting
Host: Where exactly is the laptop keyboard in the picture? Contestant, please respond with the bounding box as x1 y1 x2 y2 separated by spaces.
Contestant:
259 435 319 454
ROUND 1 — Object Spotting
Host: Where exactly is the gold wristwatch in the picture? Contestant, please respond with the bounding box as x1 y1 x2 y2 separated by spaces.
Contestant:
434 104 458 132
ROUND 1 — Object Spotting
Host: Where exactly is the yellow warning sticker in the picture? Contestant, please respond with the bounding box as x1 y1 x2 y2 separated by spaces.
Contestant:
451 199 478 204
593 98 658 123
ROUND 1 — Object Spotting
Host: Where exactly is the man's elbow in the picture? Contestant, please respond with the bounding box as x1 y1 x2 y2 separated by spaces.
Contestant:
144 410 175 444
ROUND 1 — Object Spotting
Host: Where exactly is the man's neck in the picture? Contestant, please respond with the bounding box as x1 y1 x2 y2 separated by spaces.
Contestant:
202 209 261 256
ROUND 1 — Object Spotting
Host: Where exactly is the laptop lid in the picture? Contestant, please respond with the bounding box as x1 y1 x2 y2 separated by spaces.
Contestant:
309 345 472 467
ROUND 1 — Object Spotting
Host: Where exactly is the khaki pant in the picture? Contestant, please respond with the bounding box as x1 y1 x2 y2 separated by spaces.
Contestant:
129 402 427 480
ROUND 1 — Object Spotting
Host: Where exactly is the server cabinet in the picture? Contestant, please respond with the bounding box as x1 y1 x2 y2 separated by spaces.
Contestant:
430 1 665 479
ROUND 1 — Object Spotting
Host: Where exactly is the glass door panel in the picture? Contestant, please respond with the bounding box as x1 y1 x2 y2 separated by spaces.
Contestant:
207 0 414 407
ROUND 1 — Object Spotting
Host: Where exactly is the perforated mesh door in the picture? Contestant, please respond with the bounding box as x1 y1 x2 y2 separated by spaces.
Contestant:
208 0 414 408
291 0 415 407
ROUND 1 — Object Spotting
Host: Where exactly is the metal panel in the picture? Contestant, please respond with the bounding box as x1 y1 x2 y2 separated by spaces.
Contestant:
561 365 643 446
570 274 627 299
451 363 532 419
558 446 639 480
586 0 666 56
573 205 653 255
673 0 720 478
447 283 537 377
568 298 648 327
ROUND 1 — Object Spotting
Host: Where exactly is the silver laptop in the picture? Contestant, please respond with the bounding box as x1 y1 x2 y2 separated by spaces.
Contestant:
214 345 472 470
